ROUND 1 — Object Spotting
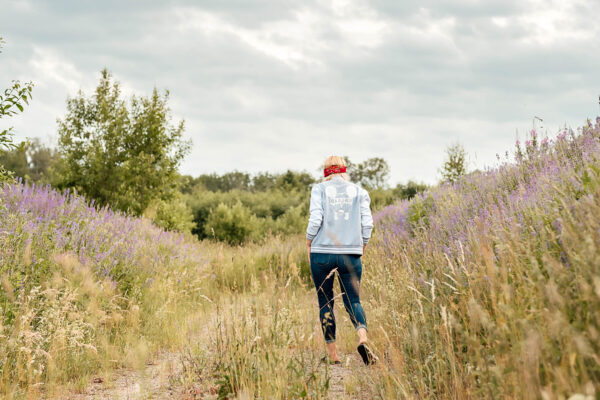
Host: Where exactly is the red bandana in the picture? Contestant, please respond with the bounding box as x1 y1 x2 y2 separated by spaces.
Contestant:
324 165 346 177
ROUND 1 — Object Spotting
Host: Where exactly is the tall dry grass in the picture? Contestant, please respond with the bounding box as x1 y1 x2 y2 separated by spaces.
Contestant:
177 238 337 399
189 119 600 399
361 121 600 398
3 119 600 400
0 182 331 399
0 183 210 398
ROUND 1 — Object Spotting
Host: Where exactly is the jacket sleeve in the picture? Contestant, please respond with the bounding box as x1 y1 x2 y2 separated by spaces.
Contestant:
360 188 374 244
306 185 323 240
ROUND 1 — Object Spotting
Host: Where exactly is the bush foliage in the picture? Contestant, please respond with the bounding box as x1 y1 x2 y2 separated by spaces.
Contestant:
55 69 190 216
184 169 426 244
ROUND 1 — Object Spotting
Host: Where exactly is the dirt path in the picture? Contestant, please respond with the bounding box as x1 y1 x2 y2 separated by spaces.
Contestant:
62 306 221 400
325 353 364 400
63 351 183 400
61 305 365 399
64 351 363 400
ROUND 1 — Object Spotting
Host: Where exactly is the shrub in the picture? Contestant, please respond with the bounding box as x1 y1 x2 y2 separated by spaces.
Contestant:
406 192 435 231
274 204 307 235
144 192 195 232
204 202 261 245
187 188 309 241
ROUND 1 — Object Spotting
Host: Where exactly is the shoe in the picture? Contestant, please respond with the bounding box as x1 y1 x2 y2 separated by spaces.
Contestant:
357 343 376 365
320 355 341 365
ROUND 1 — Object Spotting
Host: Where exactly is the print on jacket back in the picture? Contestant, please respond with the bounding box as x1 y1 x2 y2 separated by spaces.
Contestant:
306 176 373 255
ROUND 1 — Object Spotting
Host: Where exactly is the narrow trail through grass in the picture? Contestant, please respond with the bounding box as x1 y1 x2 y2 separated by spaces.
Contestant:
65 268 373 399
66 351 181 400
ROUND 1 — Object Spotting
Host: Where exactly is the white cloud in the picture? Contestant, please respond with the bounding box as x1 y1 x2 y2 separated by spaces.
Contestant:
174 8 321 68
518 0 598 46
7 0 33 12
173 0 389 69
330 0 389 48
1 0 599 184
29 46 83 93
402 8 460 53
491 16 508 28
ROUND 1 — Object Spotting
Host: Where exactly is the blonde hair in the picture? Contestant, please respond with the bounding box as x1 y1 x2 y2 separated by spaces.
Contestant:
323 155 348 181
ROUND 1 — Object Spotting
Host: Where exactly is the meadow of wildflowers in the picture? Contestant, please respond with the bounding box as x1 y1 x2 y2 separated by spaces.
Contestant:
362 119 600 398
0 181 207 397
177 119 600 399
0 180 321 398
2 118 600 399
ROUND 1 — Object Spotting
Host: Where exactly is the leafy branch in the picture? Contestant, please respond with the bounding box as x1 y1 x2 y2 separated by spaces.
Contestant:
0 80 34 150
0 37 34 182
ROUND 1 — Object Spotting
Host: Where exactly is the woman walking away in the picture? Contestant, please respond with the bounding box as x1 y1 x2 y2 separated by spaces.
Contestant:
306 155 377 365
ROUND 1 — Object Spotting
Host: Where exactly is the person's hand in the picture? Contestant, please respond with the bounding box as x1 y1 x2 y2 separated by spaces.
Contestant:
363 244 367 254
306 239 312 264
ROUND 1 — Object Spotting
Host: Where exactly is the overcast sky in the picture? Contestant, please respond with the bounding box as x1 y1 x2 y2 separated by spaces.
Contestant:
1 0 599 184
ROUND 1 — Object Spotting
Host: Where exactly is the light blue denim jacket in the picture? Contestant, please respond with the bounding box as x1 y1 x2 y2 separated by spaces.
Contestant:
306 176 373 255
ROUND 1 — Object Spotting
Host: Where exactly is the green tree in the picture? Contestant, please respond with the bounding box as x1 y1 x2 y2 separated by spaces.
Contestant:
440 142 467 183
393 180 429 200
0 138 60 182
190 172 251 192
0 38 34 182
179 174 197 194
195 174 221 191
344 156 390 189
27 139 60 182
56 69 191 215
0 144 28 178
274 170 315 192
252 172 277 192
220 171 251 191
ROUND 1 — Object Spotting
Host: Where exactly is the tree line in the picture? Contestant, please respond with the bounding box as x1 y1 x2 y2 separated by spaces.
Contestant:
2 40 470 244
